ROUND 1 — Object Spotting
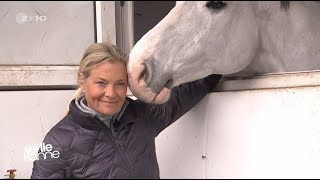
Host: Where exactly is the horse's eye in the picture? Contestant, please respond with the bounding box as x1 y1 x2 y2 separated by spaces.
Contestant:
206 1 226 10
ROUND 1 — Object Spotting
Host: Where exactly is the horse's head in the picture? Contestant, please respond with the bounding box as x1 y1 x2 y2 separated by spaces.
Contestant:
128 1 320 104
128 1 259 103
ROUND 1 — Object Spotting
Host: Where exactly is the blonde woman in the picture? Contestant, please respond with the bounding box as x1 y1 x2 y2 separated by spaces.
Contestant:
31 42 221 179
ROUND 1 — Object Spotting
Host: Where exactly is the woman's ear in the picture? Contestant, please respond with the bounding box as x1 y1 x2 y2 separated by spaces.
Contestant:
78 73 85 93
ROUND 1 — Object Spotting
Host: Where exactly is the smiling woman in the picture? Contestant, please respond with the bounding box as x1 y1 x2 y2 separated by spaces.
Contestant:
77 43 128 116
30 41 222 179
79 61 128 115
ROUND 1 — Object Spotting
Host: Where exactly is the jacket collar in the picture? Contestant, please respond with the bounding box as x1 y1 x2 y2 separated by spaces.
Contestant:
68 97 137 130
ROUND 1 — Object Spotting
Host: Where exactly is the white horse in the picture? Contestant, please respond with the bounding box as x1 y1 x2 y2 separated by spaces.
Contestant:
127 1 320 104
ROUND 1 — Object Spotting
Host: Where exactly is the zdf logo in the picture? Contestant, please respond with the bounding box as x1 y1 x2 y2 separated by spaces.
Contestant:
16 12 47 24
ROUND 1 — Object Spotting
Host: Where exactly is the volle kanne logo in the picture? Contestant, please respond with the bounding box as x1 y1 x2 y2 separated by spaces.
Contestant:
24 142 60 161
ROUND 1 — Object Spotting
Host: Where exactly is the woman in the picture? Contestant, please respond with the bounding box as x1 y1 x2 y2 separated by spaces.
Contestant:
31 42 221 179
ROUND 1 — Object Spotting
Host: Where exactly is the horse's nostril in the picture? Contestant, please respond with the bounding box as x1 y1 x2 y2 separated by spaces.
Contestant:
142 60 153 86
164 79 173 89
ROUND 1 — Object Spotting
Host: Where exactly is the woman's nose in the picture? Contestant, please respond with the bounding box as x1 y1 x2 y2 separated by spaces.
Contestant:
104 85 116 97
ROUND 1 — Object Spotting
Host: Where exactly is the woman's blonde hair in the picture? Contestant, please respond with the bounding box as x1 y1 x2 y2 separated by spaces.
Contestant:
78 42 128 82
63 42 127 116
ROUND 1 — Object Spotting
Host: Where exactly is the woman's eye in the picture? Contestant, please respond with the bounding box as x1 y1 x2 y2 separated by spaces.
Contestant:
96 81 106 86
115 83 125 86
206 1 226 10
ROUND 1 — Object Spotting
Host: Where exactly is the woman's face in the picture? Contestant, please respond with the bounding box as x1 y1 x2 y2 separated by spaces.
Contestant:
80 61 128 116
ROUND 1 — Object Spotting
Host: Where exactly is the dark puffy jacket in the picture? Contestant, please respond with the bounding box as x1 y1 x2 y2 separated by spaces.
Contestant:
31 74 221 179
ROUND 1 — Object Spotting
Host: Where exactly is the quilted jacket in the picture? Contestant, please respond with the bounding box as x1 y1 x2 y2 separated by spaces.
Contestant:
31 74 221 179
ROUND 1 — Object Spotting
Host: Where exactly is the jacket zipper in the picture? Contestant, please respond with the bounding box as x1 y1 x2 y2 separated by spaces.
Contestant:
93 118 136 178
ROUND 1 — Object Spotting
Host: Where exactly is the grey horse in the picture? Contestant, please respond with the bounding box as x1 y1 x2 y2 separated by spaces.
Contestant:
127 1 320 104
